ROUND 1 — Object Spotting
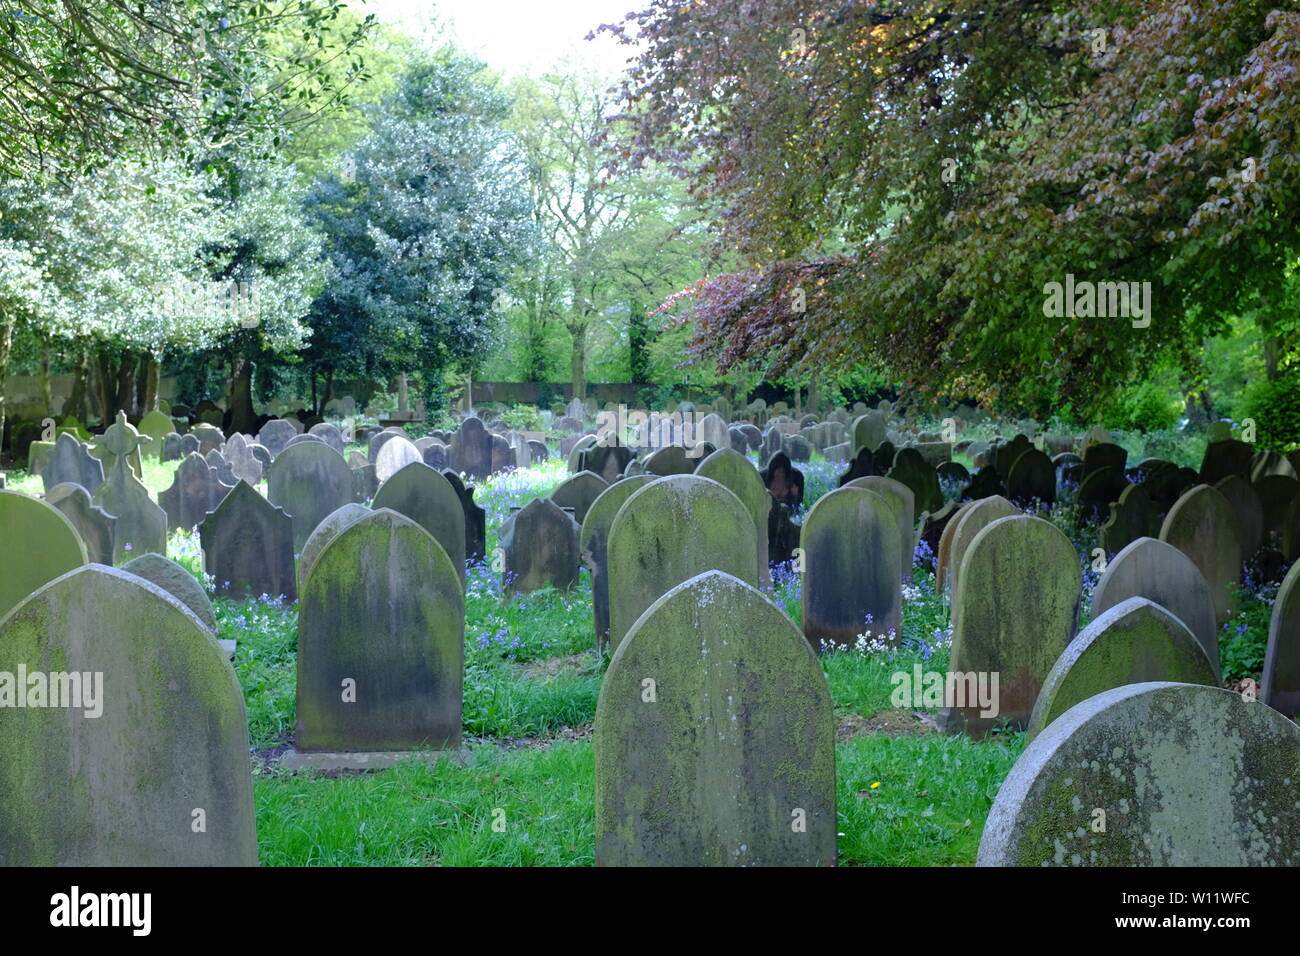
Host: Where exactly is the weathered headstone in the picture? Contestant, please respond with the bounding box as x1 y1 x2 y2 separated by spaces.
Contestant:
0 566 257 865
1213 474 1264 562
91 412 166 563
266 441 355 551
643 444 695 476
500 497 581 594
1254 474 1300 533
136 409 174 460
258 419 298 457
942 515 1080 738
121 552 218 633
1262 560 1300 719
1004 447 1056 505
223 432 263 486
977 682 1300 866
1199 438 1253 486
607 475 758 651
297 503 371 590
549 470 610 526
851 411 887 453
945 495 1019 599
374 434 423 484
595 571 836 866
1082 441 1127 480
1159 484 1242 621
42 432 104 495
801 487 903 649
1026 597 1216 741
449 417 494 480
887 447 943 515
296 509 463 751
762 450 805 507
443 470 486 563
159 452 234 532
1098 482 1157 555
581 476 656 652
200 481 298 602
845 475 915 581
45 483 115 565
372 463 466 583
308 422 346 456
696 448 772 585
0 490 88 620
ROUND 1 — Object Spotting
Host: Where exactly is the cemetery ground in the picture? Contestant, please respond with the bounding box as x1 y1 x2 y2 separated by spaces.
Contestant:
4 426 1280 868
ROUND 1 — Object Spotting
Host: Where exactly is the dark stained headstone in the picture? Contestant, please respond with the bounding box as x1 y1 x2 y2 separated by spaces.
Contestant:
549 470 610 526
959 465 1005 501
1213 475 1265 562
768 499 801 567
0 565 258 865
449 417 494 480
595 571 836 867
643 444 695 476
1082 441 1127 481
159 453 235 532
442 470 486 563
372 462 466 583
45 483 115 565
1076 465 1128 520
1262 561 1300 719
578 444 633 484
1005 447 1056 505
580 476 656 652
266 441 355 552
500 497 581 594
937 461 970 485
994 435 1034 481
978 682 1300 866
1199 438 1253 486
1253 474 1300 533
761 451 805 507
845 475 915 581
296 509 463 752
258 419 298 457
887 447 943 518
1098 483 1157 556
696 448 772 584
200 481 297 602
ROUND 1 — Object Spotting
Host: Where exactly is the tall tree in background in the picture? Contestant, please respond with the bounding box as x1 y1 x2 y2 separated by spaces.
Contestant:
603 0 1300 417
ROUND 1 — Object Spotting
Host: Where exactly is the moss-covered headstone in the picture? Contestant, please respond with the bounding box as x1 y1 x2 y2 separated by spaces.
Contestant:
978 682 1300 866
0 490 88 620
45 483 115 565
643 444 694 476
696 448 772 585
296 502 370 590
845 475 914 582
1262 561 1300 719
0 566 257 865
801 486 902 649
121 552 218 633
943 515 1079 738
581 476 656 652
1159 484 1242 621
297 509 463 752
373 462 466 583
159 452 234 532
200 481 298 602
1027 597 1216 740
595 571 836 866
607 475 757 652
266 440 354 551
945 495 1018 601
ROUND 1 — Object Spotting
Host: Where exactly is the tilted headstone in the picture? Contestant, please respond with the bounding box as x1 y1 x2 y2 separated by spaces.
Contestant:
935 500 974 594
266 441 354 551
92 412 166 563
1213 474 1264 562
549 470 610 526
374 434 423 484
121 552 218 633
500 497 581 594
595 571 836 866
977 682 1300 866
200 481 298 602
580 476 656 652
801 487 903 649
372 463 466 583
942 515 1080 738
191 423 225 456
0 565 257 865
352 462 379 502
159 452 234 532
42 432 104 495
1262 561 1300 719
367 429 400 463
566 433 600 472
607 475 758 651
1026 597 1216 741
443 470 486 563
1159 484 1242 621
45 483 115 565
297 509 463 751
0 490 88 620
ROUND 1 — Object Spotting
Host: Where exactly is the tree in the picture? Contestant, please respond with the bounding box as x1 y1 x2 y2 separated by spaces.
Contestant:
602 0 1300 417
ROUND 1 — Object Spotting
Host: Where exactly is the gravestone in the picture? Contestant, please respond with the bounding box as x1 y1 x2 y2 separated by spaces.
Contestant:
942 515 1080 738
1213 475 1264 562
886 447 942 515
121 552 218 633
374 434 423 484
443 471 486 563
1098 483 1157 555
267 441 355 551
1026 598 1216 741
1251 448 1297 482
1076 465 1127 520
258 419 297 457
852 411 887 453
352 462 379 502
178 433 200 458
368 430 401 463
159 453 234 531
1004 447 1056 505
200 481 298 602
42 432 104 495
372 463 467 583
595 571 836 866
937 461 970 485
580 476 656 652
959 465 1005 501
945 495 1019 599
801 487 903 649
449 417 494 480
644 444 695 476
578 444 633 484
297 509 463 752
418 438 449 471
0 565 257 865
223 432 263 486
781 433 813 462
296 503 371 591
762 451 805 507
566 434 599 472
935 500 974 594
1254 474 1300 532
136 410 174 460
205 449 237 487
92 413 166 563
845 475 915 582
161 432 183 463
994 435 1034 481
490 433 515 474
308 422 347 456
1159 484 1242 621
0 490 88 620
499 498 581 594
1199 438 1253 485
549 470 610 526
607 475 758 652
1091 536 1220 678
45 483 115 565
977 682 1300 866
191 423 225 455
1262 561 1300 719
696 448 772 585
283 434 325 452
1082 441 1127 480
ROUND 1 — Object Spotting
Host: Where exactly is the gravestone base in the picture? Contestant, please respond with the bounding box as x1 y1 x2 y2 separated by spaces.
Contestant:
277 748 470 771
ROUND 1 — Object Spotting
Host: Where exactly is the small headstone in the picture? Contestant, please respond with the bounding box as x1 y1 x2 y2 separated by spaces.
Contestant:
595 571 836 866
977 682 1300 866
308 422 347 456
644 444 695 476
845 475 915 582
121 552 218 633
352 463 379 503
266 441 355 551
887 447 943 515
1253 474 1300 532
45 483 115 565
1159 484 1242 621
200 481 297 602
1076 465 1127 520
500 498 581 594
1081 441 1127 480
761 451 804 507
695 448 772 585
372 463 466 582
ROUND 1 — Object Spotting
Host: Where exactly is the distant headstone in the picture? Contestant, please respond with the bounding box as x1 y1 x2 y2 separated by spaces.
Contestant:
92 412 166 563
200 481 297 602
372 463 466 583
223 432 263 486
1159 484 1242 621
308 422 346 456
595 571 836 866
945 495 1019 600
1005 447 1056 505
695 448 772 585
887 447 943 515
297 509 463 751
1076 465 1127 520
978 682 1300 866
258 419 297 457
449 417 494 480
443 471 486 563
42 432 104 495
45 483 115 565
845 475 915 582
1254 474 1300 532
1082 441 1127 480
580 476 656 652
1098 483 1157 555
644 444 695 476
549 470 610 526
374 434 423 484
851 412 887 453
266 441 355 551
500 497 581 594
0 565 257 865
1026 598 1216 741
960 465 1005 501
1213 475 1264 562
761 450 804 507
159 453 234 532
121 552 217 633
136 410 173 460
942 515 1079 737
1199 438 1253 485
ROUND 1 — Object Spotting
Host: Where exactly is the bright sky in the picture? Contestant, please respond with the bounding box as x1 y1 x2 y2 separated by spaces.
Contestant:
359 0 639 80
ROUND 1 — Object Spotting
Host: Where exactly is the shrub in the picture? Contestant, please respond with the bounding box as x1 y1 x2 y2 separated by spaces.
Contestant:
1104 380 1181 433
1241 368 1300 450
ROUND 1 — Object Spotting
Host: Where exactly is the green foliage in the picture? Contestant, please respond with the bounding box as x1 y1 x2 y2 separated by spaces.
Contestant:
498 404 544 431
1104 380 1182 433
1242 367 1300 450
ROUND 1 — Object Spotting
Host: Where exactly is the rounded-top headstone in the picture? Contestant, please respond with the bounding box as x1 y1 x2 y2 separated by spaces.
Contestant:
580 476 656 652
298 503 372 589
0 489 88 621
121 552 218 633
978 682 1300 866
1262 561 1300 719
1158 484 1242 621
266 440 355 552
372 462 466 583
374 435 423 484
695 447 772 584
595 570 836 866
945 495 1019 600
1026 597 1216 740
549 470 610 526
845 475 915 582
0 565 257 865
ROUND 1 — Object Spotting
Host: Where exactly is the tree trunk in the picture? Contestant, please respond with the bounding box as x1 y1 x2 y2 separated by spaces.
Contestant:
39 339 52 415
570 322 588 401
140 353 160 412
0 314 13 458
67 347 89 423
115 350 136 419
322 368 335 409
227 352 257 434
95 351 116 425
